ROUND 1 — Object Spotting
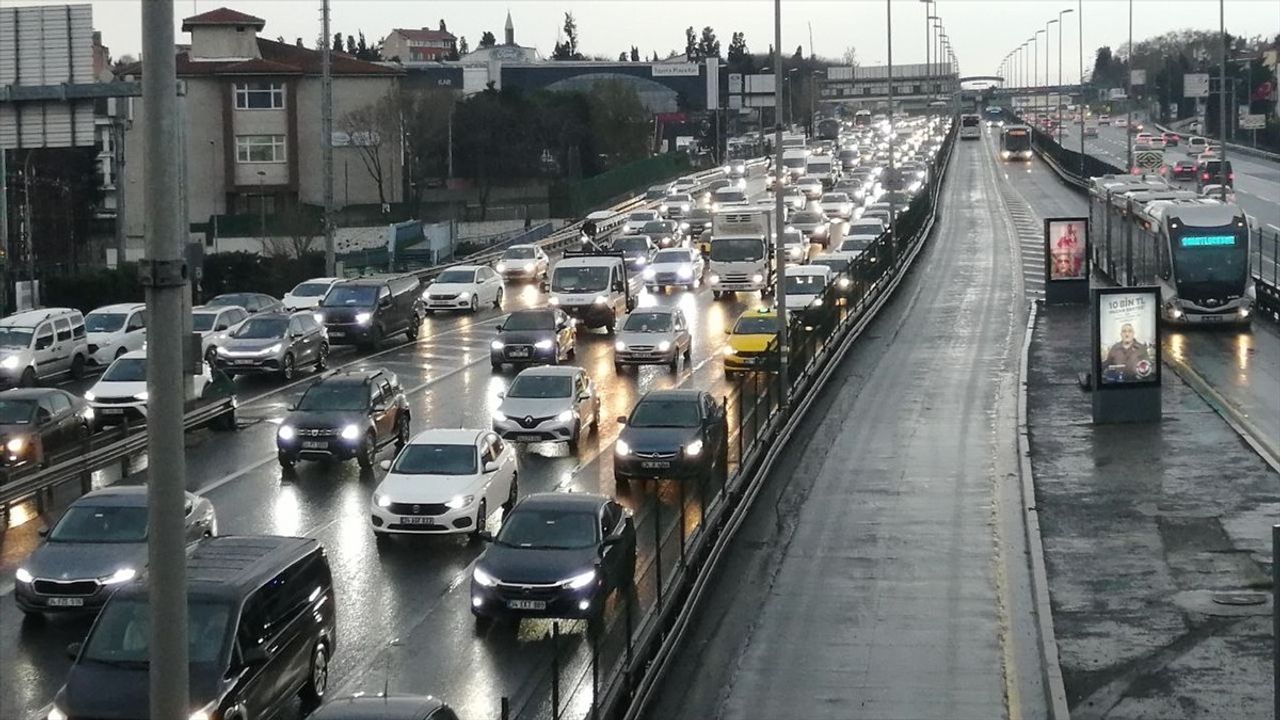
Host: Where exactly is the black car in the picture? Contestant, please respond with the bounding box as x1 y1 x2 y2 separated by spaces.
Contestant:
611 234 658 275
277 369 411 468
311 695 461 720
641 220 685 248
1170 159 1197 180
51 536 336 720
683 208 714 239
0 388 91 468
1197 159 1234 189
614 389 728 484
316 275 423 349
490 308 576 369
470 493 635 631
206 292 284 315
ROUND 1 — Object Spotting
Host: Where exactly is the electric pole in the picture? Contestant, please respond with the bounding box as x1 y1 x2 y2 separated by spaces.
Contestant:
322 0 336 275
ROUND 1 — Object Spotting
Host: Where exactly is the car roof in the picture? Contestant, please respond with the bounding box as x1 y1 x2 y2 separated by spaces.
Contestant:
192 305 238 314
310 695 446 720
737 308 777 320
638 389 704 403
321 368 387 384
407 428 486 444
118 349 147 360
515 365 581 378
75 486 151 506
296 277 342 285
504 244 540 251
787 265 831 276
556 255 622 268
440 265 482 272
508 307 555 317
88 303 146 314
0 308 80 327
1 387 70 400
515 492 609 512
628 305 676 315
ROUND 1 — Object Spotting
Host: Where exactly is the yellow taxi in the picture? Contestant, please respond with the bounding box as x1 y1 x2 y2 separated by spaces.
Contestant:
722 308 780 374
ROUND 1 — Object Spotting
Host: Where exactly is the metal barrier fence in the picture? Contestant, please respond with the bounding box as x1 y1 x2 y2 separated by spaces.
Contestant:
485 118 959 720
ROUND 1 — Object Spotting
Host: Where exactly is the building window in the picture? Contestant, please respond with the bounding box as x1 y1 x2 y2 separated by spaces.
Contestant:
234 82 285 110
236 135 287 163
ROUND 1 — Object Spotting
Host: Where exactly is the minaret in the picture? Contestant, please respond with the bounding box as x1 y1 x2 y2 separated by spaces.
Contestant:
504 11 514 46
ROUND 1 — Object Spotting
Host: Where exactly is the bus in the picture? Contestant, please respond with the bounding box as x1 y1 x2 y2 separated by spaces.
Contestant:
853 110 872 127
959 114 982 140
816 117 841 141
999 125 1033 160
1088 177 1252 325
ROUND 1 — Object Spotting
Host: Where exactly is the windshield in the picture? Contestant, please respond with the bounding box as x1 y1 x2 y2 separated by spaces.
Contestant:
0 328 33 348
614 237 651 253
821 195 848 204
507 374 573 399
961 115 980 127
231 317 288 340
815 258 851 273
102 357 146 383
629 398 701 428
642 222 674 235
714 191 747 203
628 212 657 222
322 286 378 308
390 443 478 475
711 239 765 262
50 504 148 543
782 157 806 168
497 508 597 549
786 274 826 294
503 247 536 260
289 282 332 297
1002 131 1031 152
663 196 689 205
848 223 883 236
208 294 252 307
791 212 823 224
654 250 689 265
191 314 217 332
436 270 477 284
296 383 367 412
85 313 127 333
1172 228 1248 287
840 238 873 253
623 312 673 332
0 399 36 424
503 312 555 331
552 266 610 293
83 598 232 666
733 315 779 334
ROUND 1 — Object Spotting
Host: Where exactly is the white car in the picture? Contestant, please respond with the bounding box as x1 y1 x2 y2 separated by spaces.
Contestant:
282 277 341 312
192 304 249 365
422 265 504 313
1200 184 1236 202
819 192 854 220
781 228 812 263
784 265 833 316
624 210 662 234
796 177 824 199
371 429 517 541
644 248 705 291
495 244 550 283
492 366 600 451
84 303 147 367
85 349 213 427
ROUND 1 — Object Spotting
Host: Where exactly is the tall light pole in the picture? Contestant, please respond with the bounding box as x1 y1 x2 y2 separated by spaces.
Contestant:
920 1 934 106
1046 19 1058 123
1033 30 1045 115
939 33 949 103
1125 0 1133 173
1057 9 1073 141
1218 0 1227 200
887 0 897 268
321 0 335 276
772 0 788 400
1078 0 1085 169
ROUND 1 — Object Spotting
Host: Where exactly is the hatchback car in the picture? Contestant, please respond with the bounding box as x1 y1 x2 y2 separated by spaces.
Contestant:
85 350 218 428
644 248 705 292
423 265 504 313
788 209 832 246
0 388 92 468
614 389 728 484
613 307 693 371
495 244 550 283
206 292 283 315
1170 159 1197 180
493 366 600 451
371 429 517 541
215 311 329 380
277 369 410 468
490 308 576 369
14 486 215 617
282 277 342 312
470 493 635 631
83 303 147 367
192 304 250 364
641 220 685 248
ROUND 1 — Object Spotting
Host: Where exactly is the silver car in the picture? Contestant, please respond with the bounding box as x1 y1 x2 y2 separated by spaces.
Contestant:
614 307 693 371
214 311 329 380
492 366 600 453
13 486 216 616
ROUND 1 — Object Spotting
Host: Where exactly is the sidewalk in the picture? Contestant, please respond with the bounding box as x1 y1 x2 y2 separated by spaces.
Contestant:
1027 304 1278 719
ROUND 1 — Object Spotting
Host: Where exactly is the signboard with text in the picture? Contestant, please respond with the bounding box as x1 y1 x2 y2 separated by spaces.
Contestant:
1240 113 1265 130
1093 287 1161 388
651 63 699 77
1184 73 1209 98
1130 69 1146 86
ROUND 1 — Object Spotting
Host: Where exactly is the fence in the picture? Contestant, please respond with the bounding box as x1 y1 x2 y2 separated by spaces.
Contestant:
550 154 692 217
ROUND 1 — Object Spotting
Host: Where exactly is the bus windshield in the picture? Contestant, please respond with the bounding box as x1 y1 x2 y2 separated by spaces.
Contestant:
1171 228 1248 288
1002 130 1031 153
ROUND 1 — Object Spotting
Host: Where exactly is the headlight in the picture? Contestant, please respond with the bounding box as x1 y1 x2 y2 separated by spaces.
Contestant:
659 204 668 212
677 267 693 279
496 262 507 272
445 494 475 509
534 339 554 350
810 298 824 307
635 257 647 266
722 345 737 356
708 274 720 284
102 567 137 585
562 570 597 589
340 424 360 441
657 341 671 352
615 341 627 351
313 312 324 324
189 705 216 720
278 424 296 441
263 343 282 355
788 247 803 258
473 567 498 587
680 222 690 231
492 410 507 422
593 295 609 305
548 296 560 305
458 292 472 301
375 493 392 508
615 439 631 456
355 312 372 325
84 391 96 402
838 277 851 289
556 409 575 423
216 346 231 356
0 356 19 370
751 273 764 283
643 268 656 279
47 708 67 720
685 439 704 457
133 391 149 401
785 225 795 233
490 340 505 350
6 437 26 454
15 567 33 583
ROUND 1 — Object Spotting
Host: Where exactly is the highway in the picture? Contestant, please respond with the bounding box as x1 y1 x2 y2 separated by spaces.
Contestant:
0 172 853 720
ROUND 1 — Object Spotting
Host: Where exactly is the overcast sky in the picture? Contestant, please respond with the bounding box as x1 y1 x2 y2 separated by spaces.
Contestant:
16 0 1280 83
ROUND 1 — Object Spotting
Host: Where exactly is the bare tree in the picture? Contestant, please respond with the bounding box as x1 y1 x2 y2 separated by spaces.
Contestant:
338 90 402 207
841 45 859 67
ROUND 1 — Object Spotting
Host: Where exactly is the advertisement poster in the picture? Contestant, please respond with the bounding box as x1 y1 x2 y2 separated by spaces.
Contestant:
1045 218 1088 281
1096 289 1160 386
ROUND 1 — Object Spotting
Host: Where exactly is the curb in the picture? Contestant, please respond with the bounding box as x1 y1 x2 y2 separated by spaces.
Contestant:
1017 301 1072 720
1162 353 1280 475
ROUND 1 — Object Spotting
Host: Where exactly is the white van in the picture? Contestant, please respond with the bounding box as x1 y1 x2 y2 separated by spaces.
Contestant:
1185 136 1207 156
85 303 147 367
0 308 90 386
548 252 638 332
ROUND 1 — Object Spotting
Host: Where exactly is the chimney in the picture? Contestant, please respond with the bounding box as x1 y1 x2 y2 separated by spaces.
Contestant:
439 19 447 33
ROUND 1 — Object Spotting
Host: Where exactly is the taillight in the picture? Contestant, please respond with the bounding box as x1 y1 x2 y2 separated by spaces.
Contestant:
1202 173 1210 180
1229 173 1235 180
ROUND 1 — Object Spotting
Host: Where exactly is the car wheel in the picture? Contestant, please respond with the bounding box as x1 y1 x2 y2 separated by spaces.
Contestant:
405 314 421 342
567 423 581 454
204 346 218 367
214 406 237 432
504 472 518 511
18 367 35 387
357 433 377 469
395 414 411 450
374 532 391 549
469 295 479 313
614 361 623 373
115 347 128 360
469 499 488 541
684 345 693 362
712 290 723 300
279 353 295 381
493 288 504 309
315 343 329 371
490 360 503 371
299 641 329 711
69 354 86 380
668 352 679 371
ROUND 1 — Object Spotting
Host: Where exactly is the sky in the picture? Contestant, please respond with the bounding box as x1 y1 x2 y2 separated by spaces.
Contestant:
13 0 1280 84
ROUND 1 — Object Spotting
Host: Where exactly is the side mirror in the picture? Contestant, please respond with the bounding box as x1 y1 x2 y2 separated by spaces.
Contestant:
616 416 627 425
379 459 392 471
496 391 505 399
37 526 49 538
602 535 622 547
577 393 590 402
378 297 392 308
483 461 499 474
494 324 504 332
66 642 83 659
36 408 52 425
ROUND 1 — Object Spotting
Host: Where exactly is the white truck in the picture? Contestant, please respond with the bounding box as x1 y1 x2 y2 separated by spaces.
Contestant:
706 207 776 300
781 148 809 179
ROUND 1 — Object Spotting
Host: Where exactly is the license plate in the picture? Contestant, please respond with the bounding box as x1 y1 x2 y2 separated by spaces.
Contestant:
507 599 546 610
508 348 531 358
641 461 671 469
101 408 124 415
302 441 328 450
234 359 255 365
398 516 436 525
517 434 543 442
1199 315 1224 323
329 331 345 338
47 597 85 607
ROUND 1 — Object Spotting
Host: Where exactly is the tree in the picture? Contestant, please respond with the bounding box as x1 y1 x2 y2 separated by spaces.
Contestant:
345 34 357 56
479 31 497 48
455 37 468 57
587 80 651 166
685 27 699 60
630 46 640 62
792 45 804 61
332 32 343 52
841 45 858 67
727 32 752 73
339 90 402 207
618 51 628 61
552 13 582 60
698 27 721 59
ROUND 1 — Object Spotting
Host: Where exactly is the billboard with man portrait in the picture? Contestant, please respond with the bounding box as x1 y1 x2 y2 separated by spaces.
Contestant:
1045 217 1089 282
1094 287 1161 387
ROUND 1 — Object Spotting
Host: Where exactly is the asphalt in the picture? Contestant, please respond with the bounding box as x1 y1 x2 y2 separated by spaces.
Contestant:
1026 303 1279 719
644 134 1040 719
0 171 859 720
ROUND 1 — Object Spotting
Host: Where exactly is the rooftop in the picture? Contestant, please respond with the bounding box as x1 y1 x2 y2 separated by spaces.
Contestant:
180 7 265 31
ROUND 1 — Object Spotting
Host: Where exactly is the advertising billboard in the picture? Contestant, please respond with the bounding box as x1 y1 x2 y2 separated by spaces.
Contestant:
1045 218 1088 281
1094 287 1161 387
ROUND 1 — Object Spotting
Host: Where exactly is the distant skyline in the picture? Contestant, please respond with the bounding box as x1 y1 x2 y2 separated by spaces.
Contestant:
13 0 1280 84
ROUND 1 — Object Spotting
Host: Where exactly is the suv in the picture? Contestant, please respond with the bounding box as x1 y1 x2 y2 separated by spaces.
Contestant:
215 311 329 380
614 389 728 485
276 369 410 469
317 275 423 350
51 535 336 720
0 308 89 387
1197 158 1234 190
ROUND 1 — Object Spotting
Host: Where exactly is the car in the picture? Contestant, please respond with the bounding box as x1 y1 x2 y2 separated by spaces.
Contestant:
1098 114 1111 125
784 265 834 322
782 186 809 211
809 254 856 295
861 208 893 227
725 158 748 177
659 194 694 219
490 308 576 369
819 192 854 220
781 227 812 263
0 308 89 387
1161 132 1179 147
1185 136 1208 156
1083 125 1098 137
710 187 750 211
1114 117 1128 128
547 253 638 333
371 428 517 541
192 304 250 364
422 265 504 313
614 389 728 484
644 183 674 200
1170 159 1197 180
492 366 600 450
495 244 551 283
624 209 661 234
47 535 335 720
611 234 658 274
311 695 462 720
282 277 342 312
13 486 215 617
787 209 832 246
644 247 705 291
722 308 779 374
1200 183 1236 202
1134 132 1154 147
1196 158 1234 189
85 349 218 428
83 303 147 367
317 275 423 349
206 292 283 315
215 311 329 380
795 176 825 199
670 178 698 196
683 207 715 241
276 368 410 469
0 388 93 468
613 307 693 371
470 492 635 630
641 219 686 248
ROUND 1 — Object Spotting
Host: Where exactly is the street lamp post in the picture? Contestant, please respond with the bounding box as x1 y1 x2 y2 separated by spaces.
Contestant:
1046 20 1058 130
786 68 799 130
1033 30 1044 116
1217 0 1227 201
1057 9 1073 142
920 1 934 105
1125 0 1133 173
810 69 825 137
772 0 789 400
1078 0 1084 169
257 170 267 246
